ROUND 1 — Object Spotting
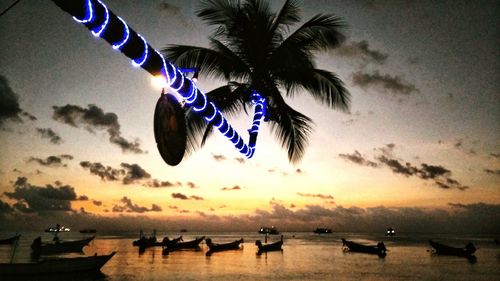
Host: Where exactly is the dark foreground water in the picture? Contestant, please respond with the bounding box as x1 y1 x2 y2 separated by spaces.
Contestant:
1 231 499 280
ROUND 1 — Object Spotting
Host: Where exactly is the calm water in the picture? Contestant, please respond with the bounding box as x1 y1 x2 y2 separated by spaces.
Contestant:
1 231 499 280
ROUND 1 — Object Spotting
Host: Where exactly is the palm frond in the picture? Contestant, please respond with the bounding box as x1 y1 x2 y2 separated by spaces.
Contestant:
271 0 301 35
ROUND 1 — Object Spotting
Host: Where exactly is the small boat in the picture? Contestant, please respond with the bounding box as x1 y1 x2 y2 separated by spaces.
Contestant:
313 228 332 234
429 240 476 257
136 236 183 251
341 238 387 258
44 225 70 233
205 238 244 256
132 229 157 246
385 227 396 236
0 252 116 276
79 229 97 234
162 236 205 255
180 229 188 233
256 235 283 255
258 226 279 235
0 234 21 245
31 236 95 255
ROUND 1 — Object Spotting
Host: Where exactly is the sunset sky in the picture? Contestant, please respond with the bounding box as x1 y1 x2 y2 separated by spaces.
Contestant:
0 0 498 232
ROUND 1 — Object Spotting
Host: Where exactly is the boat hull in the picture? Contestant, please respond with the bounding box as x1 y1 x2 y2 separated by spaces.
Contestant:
206 238 243 256
33 236 95 254
0 252 116 276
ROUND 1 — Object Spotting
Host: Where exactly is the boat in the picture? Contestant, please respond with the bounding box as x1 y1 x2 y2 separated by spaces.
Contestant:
429 240 476 257
79 229 97 234
313 228 332 234
258 226 279 235
31 236 95 255
44 225 70 233
180 229 188 233
132 229 157 246
0 252 116 276
162 236 205 255
0 234 21 245
136 236 183 251
256 236 283 255
385 227 396 236
341 238 387 258
205 238 244 256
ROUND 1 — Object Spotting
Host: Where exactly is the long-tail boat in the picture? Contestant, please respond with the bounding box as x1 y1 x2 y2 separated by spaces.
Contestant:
341 238 387 258
205 238 244 256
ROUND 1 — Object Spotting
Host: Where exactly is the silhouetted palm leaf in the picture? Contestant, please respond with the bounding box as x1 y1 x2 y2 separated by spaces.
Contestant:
163 0 350 163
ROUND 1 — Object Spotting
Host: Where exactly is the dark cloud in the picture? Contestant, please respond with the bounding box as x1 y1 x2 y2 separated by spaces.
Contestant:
484 169 500 176
144 179 179 188
120 163 151 184
221 185 241 191
334 40 388 64
376 155 468 190
36 128 63 144
28 155 73 167
0 199 14 215
295 169 303 174
80 161 152 185
212 154 226 162
0 75 26 126
490 153 500 159
3 177 87 213
168 205 178 209
171 193 204 200
234 157 245 164
339 150 378 167
80 161 124 181
352 71 419 95
375 143 395 157
78 195 89 201
92 200 102 206
52 104 145 154
112 196 162 213
297 192 334 200
454 139 463 148
186 181 198 188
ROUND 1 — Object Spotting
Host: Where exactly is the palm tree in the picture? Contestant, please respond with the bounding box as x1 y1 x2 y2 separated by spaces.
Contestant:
163 0 350 163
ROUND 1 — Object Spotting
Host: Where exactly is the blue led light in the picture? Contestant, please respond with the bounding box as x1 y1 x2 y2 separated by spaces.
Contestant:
192 91 207 112
204 103 217 122
91 0 109 37
73 0 94 23
171 71 185 92
112 16 129 49
132 34 149 67
185 83 197 104
221 123 231 135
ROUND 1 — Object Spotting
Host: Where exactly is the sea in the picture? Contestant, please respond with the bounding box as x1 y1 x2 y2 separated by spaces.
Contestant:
1 231 499 281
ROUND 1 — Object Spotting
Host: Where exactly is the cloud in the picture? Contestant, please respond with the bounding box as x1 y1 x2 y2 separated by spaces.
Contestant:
339 150 379 167
234 157 245 164
80 161 154 185
296 192 334 200
3 177 88 213
221 185 241 191
334 40 388 64
171 193 204 200
340 146 468 190
143 179 179 188
80 161 124 181
186 181 198 188
120 163 151 184
0 75 36 127
52 104 145 154
0 199 14 215
212 154 226 162
92 200 102 206
352 71 419 95
484 169 500 176
112 196 162 213
28 155 74 168
490 153 500 159
1 201 499 234
376 155 468 190
36 128 63 144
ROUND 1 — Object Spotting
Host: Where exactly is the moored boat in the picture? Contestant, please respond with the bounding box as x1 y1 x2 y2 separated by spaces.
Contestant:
162 236 205 255
0 252 116 276
429 240 476 257
341 238 387 258
313 228 332 234
31 236 95 255
258 226 279 235
205 238 244 256
256 235 283 255
79 229 97 234
0 234 21 245
385 227 396 236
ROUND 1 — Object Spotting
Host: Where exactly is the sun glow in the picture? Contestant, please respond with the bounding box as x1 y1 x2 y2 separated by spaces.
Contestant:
151 75 168 90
